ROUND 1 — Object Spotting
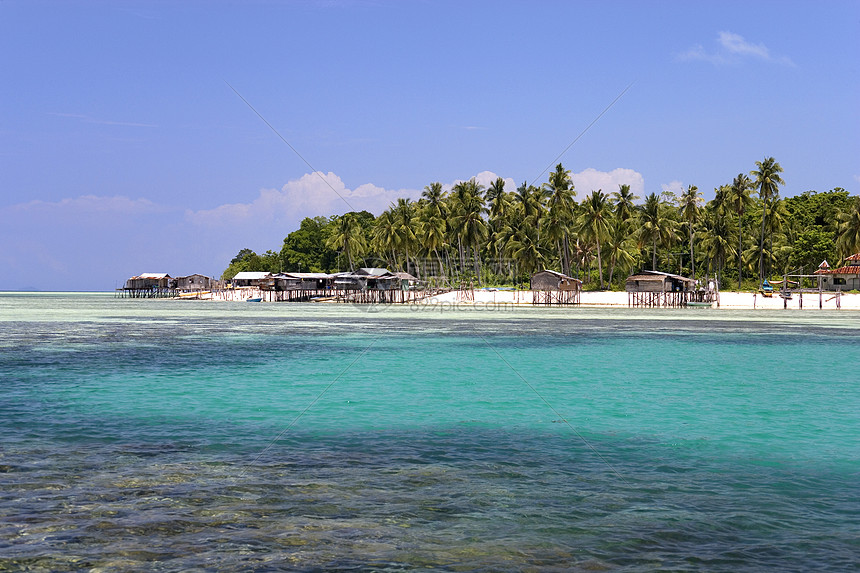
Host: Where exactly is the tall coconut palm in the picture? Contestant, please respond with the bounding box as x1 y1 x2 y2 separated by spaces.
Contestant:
579 190 612 289
448 179 487 280
678 185 702 278
836 196 860 258
418 206 448 280
372 209 398 266
696 207 736 286
611 184 638 226
506 224 545 279
483 177 509 276
543 163 577 275
751 157 785 281
765 197 790 274
326 212 367 271
726 173 755 289
421 182 446 217
513 181 544 228
638 192 678 270
392 198 418 276
485 177 506 214
606 215 638 288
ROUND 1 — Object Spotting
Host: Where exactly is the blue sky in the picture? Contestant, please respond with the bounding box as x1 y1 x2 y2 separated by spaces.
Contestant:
1 0 858 291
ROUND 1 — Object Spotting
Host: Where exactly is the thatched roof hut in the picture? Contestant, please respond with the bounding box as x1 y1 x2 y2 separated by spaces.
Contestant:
530 270 582 292
231 271 273 288
625 270 696 293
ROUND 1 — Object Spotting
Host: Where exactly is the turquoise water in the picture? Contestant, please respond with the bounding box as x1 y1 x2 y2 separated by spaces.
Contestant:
1 293 859 571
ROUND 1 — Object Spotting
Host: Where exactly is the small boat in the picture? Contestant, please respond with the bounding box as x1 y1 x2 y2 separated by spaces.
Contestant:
246 297 262 302
687 301 714 308
760 279 774 298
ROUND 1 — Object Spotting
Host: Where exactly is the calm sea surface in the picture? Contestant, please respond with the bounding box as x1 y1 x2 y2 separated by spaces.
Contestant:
1 293 858 571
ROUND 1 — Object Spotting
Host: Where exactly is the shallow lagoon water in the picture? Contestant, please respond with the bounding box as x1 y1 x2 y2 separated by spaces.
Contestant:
1 293 859 571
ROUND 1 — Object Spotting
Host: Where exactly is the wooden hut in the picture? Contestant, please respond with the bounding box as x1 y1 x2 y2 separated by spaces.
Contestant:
264 272 335 301
120 273 175 298
335 268 400 291
530 270 581 305
626 270 697 307
331 268 424 303
231 271 274 289
391 271 419 290
175 274 212 292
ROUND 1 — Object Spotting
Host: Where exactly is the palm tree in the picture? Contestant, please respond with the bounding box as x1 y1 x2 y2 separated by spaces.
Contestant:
611 184 638 226
326 212 367 271
765 197 790 274
448 179 487 280
513 181 544 228
418 206 448 280
579 190 612 289
506 224 545 280
836 196 860 258
678 185 702 278
421 182 446 217
726 173 755 289
372 209 398 266
486 180 513 278
696 207 736 286
751 157 785 281
606 215 638 288
638 192 678 270
392 198 418 276
485 177 506 214
543 163 577 275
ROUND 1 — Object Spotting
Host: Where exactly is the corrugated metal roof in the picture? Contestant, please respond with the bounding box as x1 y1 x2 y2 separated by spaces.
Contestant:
532 269 582 283
275 272 333 279
356 267 392 276
632 270 697 284
139 273 170 279
391 271 419 281
232 271 272 280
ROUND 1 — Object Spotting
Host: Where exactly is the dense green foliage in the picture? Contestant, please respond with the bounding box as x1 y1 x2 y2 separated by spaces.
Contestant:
222 159 859 290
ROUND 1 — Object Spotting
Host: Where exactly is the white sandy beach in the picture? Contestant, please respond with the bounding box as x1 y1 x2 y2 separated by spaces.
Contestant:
204 286 860 310
421 288 860 310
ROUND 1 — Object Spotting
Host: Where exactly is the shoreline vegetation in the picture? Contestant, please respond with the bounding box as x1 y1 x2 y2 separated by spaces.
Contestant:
220 159 860 295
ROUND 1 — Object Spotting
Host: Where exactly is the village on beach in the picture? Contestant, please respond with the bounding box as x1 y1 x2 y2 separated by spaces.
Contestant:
119 254 860 310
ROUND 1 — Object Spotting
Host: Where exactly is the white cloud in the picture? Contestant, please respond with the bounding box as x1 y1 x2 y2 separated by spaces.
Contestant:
719 31 769 59
677 31 794 66
186 171 422 228
569 168 645 197
444 170 517 193
661 180 685 195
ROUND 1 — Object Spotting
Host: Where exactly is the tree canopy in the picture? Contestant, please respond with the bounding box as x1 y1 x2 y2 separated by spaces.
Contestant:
221 160 858 290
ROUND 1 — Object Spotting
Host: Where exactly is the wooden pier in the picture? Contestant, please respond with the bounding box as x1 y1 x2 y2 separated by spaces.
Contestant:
116 287 178 299
627 290 691 308
533 289 580 305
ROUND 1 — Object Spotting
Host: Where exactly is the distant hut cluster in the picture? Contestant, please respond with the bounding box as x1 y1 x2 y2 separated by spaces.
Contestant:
225 268 421 303
530 270 581 305
119 273 216 298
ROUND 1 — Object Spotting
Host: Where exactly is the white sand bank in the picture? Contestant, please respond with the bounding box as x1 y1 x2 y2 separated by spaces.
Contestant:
420 289 860 310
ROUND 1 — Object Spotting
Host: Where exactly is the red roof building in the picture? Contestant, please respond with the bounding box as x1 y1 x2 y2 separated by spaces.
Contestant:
814 254 860 290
